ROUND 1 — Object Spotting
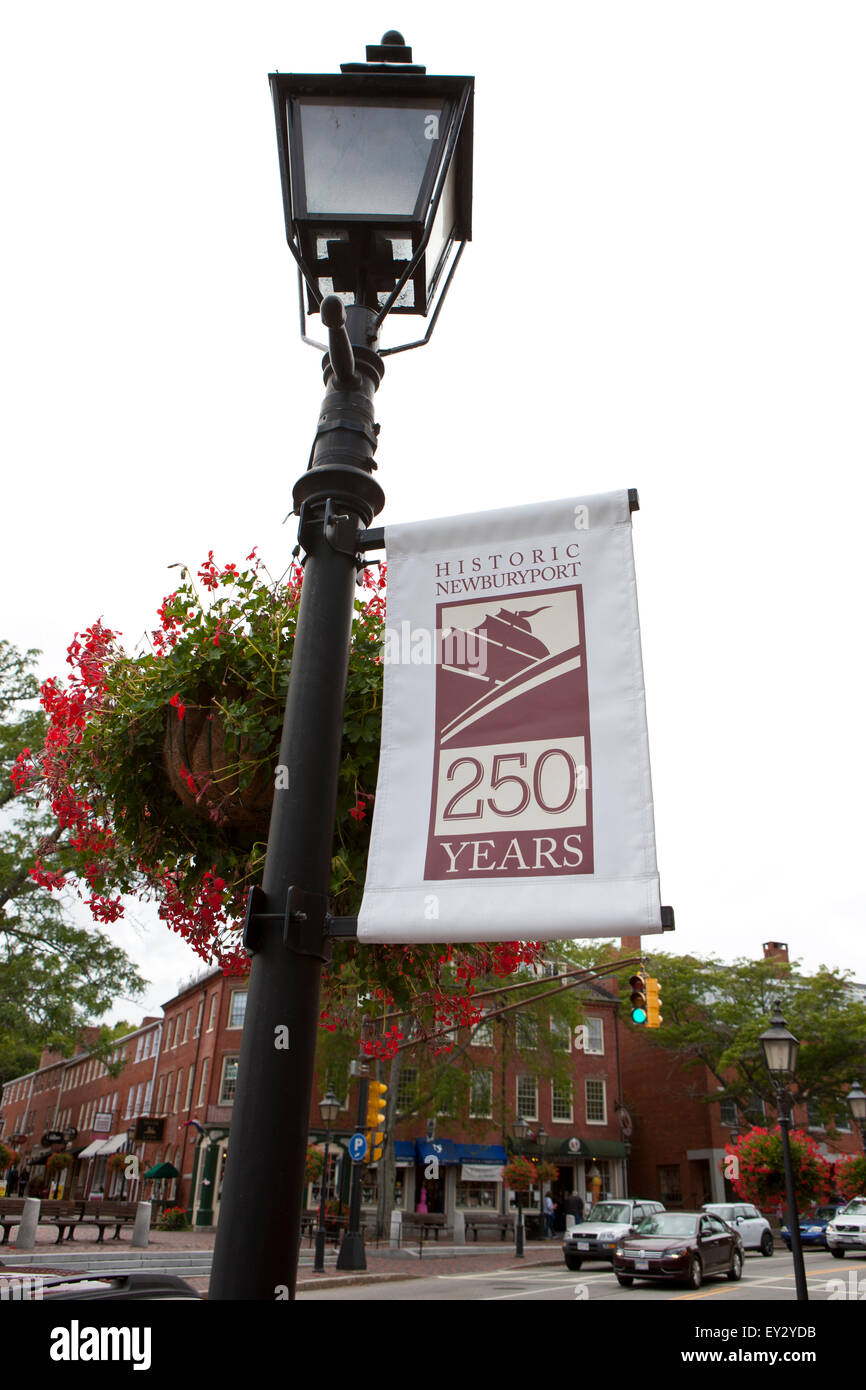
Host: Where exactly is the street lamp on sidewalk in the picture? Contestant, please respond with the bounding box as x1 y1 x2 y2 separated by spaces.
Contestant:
208 34 473 1302
759 1000 808 1302
313 1090 341 1273
845 1081 866 1151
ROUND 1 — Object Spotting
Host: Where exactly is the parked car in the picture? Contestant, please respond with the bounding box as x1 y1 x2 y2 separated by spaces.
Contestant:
826 1196 866 1257
561 1199 665 1270
701 1201 774 1256
781 1203 845 1251
613 1210 744 1289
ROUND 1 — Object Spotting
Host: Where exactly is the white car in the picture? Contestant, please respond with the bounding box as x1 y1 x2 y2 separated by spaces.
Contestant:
826 1196 866 1257
562 1199 665 1269
701 1202 775 1256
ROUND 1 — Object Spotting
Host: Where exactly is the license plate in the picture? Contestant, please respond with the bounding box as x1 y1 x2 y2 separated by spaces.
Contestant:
635 1260 650 1270
577 1242 589 1250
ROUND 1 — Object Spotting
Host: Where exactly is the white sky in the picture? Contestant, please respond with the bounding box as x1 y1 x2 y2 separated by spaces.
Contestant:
2 2 864 1020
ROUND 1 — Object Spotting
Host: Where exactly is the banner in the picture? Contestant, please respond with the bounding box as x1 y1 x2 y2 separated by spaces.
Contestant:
358 490 664 943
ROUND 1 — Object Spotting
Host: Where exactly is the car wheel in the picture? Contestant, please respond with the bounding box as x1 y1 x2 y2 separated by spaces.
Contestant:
686 1256 703 1289
760 1230 774 1257
564 1256 583 1271
830 1248 845 1259
616 1275 634 1287
727 1249 743 1281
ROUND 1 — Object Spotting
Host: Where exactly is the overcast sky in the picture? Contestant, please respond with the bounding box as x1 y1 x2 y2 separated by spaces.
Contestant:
3 2 864 1022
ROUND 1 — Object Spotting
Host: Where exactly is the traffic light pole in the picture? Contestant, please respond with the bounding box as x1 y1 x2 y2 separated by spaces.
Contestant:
337 1073 370 1271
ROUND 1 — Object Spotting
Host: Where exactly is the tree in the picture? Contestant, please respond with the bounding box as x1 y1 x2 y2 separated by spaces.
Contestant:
1 640 145 1084
624 950 866 1121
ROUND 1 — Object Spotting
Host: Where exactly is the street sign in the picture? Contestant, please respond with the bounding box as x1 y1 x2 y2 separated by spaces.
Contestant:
348 1132 368 1162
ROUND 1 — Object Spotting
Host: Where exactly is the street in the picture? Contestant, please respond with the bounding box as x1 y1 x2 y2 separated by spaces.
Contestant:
297 1249 866 1301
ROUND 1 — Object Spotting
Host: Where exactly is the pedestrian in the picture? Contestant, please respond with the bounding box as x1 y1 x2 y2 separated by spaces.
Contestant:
544 1193 555 1238
565 1191 584 1225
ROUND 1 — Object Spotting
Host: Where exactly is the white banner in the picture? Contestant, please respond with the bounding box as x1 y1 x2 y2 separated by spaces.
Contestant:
358 490 663 943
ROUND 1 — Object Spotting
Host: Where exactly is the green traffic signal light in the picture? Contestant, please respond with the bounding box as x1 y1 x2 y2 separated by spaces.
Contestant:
629 973 648 1025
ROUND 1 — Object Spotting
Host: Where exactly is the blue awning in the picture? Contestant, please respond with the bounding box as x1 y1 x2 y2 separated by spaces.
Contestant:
456 1144 507 1164
394 1141 416 1161
415 1139 461 1166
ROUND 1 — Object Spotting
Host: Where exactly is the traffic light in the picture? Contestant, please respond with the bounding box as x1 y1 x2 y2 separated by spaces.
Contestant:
629 973 648 1025
365 1080 388 1132
646 976 663 1028
366 1130 385 1162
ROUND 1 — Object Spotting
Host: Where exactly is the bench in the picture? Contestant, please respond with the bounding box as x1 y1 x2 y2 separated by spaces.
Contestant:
75 1200 139 1241
401 1213 446 1244
464 1212 515 1242
0 1198 26 1245
38 1200 86 1243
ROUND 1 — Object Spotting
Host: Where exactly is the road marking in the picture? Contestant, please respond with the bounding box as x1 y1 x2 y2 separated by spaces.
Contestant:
482 1280 587 1300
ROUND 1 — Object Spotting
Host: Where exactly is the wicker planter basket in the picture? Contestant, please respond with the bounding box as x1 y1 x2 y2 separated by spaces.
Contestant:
163 688 276 833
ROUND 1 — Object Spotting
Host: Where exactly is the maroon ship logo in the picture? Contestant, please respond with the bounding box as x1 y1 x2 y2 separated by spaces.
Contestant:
425 586 594 880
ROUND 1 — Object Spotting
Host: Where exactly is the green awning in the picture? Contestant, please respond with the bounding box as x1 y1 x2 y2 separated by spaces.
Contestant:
144 1161 179 1179
543 1138 629 1160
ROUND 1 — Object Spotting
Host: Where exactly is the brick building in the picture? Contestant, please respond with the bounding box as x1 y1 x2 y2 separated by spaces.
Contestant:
3 965 630 1232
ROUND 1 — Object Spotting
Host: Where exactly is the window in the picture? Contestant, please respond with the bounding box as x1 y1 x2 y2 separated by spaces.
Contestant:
657 1164 683 1204
220 1057 240 1104
550 1016 571 1052
517 1075 538 1121
124 1087 134 1119
395 1068 418 1115
586 1079 606 1124
584 1017 604 1055
182 1010 191 1044
156 1075 166 1115
469 1070 492 1119
207 995 218 1032
551 1079 573 1123
173 1071 184 1112
516 1014 539 1050
229 992 247 1030
194 1000 204 1037
197 1057 210 1108
470 1016 493 1047
807 1100 824 1130
184 1068 195 1110
719 1097 738 1127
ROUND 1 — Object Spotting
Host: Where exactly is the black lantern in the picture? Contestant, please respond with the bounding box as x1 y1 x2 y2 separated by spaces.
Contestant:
269 32 473 352
512 1115 530 1143
846 1081 866 1127
758 1001 800 1079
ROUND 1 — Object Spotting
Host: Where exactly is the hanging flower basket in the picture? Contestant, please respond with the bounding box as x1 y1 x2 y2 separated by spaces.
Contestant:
108 1152 129 1172
46 1152 75 1173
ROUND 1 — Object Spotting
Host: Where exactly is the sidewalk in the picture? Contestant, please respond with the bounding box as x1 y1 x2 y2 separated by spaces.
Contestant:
2 1222 566 1295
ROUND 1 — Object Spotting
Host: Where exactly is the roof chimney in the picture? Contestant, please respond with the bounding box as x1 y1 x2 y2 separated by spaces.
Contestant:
763 941 789 963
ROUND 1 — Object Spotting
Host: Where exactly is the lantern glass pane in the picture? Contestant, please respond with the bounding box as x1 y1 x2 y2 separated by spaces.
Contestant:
297 99 446 217
762 1036 797 1076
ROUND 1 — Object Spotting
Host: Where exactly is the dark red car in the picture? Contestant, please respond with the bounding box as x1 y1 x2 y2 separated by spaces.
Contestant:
612 1210 744 1289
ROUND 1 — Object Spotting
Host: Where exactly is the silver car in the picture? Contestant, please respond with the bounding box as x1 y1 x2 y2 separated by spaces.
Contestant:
562 1199 665 1269
701 1201 774 1256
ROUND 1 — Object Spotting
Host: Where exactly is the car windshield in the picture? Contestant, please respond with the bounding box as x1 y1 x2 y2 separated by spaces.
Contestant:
587 1203 631 1224
842 1199 866 1215
705 1205 734 1220
812 1207 837 1221
636 1213 698 1238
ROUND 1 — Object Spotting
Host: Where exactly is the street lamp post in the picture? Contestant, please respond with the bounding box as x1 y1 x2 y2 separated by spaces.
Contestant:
313 1090 341 1273
759 1001 808 1302
846 1081 866 1151
208 34 473 1301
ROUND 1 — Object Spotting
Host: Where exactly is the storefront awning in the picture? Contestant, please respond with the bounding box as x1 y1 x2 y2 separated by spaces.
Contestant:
96 1133 130 1156
574 1138 628 1160
394 1141 415 1166
415 1139 460 1166
78 1140 107 1159
456 1144 507 1164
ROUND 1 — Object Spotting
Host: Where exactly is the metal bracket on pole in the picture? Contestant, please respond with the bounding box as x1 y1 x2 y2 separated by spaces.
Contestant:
283 887 331 962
